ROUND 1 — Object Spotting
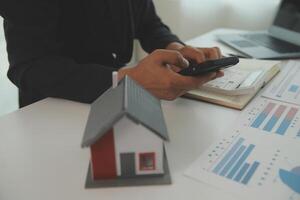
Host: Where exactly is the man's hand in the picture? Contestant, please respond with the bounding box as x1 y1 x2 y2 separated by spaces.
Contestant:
166 42 224 76
180 46 222 62
118 49 223 100
166 42 222 62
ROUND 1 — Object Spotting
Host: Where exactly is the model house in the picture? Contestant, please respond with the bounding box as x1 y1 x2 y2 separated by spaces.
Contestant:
81 76 171 188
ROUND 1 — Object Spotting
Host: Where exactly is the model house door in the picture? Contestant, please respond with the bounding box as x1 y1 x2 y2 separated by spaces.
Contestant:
120 153 136 177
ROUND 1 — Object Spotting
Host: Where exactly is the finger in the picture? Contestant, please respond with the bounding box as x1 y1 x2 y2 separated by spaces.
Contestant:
155 88 183 101
170 89 185 99
153 49 189 68
180 46 205 63
216 70 224 78
169 65 182 73
214 47 222 58
206 48 219 59
199 47 220 60
178 89 188 97
173 89 189 99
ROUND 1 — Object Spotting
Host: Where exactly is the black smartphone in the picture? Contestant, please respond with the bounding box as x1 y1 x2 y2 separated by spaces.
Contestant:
179 56 239 76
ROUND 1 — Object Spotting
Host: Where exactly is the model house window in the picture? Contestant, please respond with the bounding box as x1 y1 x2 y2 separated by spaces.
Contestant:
139 152 155 171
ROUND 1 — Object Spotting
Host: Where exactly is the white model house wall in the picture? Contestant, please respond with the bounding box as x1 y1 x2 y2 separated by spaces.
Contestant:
113 117 164 176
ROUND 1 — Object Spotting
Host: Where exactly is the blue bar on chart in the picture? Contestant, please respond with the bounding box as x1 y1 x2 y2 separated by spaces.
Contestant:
241 161 260 184
213 137 245 174
226 144 255 179
251 103 276 128
212 137 259 185
219 145 246 176
289 84 299 93
263 105 286 132
276 107 299 135
234 163 250 182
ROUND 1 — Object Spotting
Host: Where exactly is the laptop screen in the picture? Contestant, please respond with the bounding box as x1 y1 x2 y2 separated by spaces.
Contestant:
274 0 300 33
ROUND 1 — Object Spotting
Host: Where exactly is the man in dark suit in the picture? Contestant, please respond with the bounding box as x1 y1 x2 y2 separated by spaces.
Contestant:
1 0 223 107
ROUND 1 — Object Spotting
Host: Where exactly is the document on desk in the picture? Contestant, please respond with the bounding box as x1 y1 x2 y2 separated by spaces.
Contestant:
184 129 300 200
185 59 280 110
262 60 300 106
234 97 300 140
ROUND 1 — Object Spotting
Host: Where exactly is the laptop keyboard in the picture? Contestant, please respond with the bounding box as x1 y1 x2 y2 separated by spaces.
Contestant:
242 34 300 53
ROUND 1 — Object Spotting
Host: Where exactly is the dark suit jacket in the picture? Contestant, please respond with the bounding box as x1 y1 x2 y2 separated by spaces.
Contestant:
1 0 182 107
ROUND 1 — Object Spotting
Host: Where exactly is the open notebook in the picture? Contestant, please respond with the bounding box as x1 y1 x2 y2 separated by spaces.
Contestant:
184 59 281 110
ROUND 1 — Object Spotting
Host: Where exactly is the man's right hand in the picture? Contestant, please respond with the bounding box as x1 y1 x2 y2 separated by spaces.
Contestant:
118 49 223 100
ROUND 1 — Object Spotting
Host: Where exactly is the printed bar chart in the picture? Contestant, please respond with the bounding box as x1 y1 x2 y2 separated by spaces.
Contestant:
184 92 300 200
276 107 299 135
226 144 255 179
251 103 276 128
263 105 286 132
219 145 246 176
213 137 259 185
212 138 245 174
234 163 250 182
241 161 260 184
244 98 300 138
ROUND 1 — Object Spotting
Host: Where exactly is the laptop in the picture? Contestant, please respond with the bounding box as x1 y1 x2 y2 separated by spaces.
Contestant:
218 0 300 59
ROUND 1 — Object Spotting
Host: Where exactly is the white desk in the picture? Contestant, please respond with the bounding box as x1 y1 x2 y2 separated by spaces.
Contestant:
0 29 248 200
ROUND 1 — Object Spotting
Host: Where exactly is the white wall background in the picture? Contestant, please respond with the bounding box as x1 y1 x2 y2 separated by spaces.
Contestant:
136 0 281 58
0 0 281 116
153 0 281 41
